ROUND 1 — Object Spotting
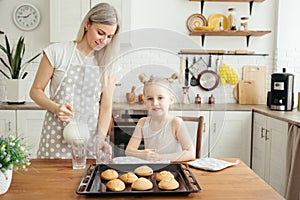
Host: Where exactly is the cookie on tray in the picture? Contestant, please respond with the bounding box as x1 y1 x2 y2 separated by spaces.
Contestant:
120 172 138 184
131 177 153 191
134 165 153 176
101 169 118 180
106 178 126 191
155 170 174 182
158 177 179 190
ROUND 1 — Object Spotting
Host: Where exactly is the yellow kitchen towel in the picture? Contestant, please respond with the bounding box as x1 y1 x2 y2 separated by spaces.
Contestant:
218 64 238 85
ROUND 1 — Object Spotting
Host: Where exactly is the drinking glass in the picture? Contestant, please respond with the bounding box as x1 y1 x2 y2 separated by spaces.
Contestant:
71 138 86 169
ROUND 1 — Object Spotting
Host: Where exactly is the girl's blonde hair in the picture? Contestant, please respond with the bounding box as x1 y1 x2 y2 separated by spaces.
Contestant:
139 73 178 94
76 2 121 86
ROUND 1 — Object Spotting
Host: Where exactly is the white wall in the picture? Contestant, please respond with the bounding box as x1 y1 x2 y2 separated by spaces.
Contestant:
1 0 294 106
0 0 50 101
118 0 276 104
276 0 300 107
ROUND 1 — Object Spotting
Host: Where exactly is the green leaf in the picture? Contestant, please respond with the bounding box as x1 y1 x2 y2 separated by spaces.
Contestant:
0 57 12 75
0 68 10 79
0 35 39 79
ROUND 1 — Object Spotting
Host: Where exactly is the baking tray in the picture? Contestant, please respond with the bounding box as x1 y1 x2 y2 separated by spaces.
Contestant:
76 163 201 196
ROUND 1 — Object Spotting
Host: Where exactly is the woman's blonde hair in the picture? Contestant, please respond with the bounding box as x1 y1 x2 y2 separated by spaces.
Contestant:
76 2 121 86
139 73 178 95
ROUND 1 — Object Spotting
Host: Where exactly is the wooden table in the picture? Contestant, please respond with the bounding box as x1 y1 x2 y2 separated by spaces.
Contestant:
1 158 284 200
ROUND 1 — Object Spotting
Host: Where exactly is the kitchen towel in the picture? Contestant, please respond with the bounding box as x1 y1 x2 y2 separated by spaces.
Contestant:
285 124 300 200
188 158 239 171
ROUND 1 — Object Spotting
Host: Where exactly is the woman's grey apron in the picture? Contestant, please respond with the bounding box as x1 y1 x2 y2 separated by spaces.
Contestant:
37 44 102 158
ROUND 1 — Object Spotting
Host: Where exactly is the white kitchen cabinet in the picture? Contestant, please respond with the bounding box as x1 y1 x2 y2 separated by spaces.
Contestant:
50 0 90 42
50 0 131 43
91 0 131 31
209 111 252 166
169 110 210 158
252 112 288 196
16 110 46 158
0 110 16 135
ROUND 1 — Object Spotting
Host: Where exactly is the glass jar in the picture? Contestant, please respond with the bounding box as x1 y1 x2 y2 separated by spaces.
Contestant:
240 17 249 31
114 83 122 104
228 8 237 30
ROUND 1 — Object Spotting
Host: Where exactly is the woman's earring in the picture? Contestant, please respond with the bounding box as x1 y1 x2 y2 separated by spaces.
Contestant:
84 27 87 32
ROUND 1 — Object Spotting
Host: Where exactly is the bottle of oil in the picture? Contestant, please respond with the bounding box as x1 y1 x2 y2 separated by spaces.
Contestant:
228 8 237 30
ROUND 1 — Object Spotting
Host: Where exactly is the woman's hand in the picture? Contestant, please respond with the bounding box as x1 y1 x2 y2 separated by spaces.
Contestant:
96 136 112 163
54 103 73 122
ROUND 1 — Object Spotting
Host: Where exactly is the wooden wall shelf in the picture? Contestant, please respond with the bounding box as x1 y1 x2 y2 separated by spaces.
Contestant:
189 0 266 15
189 30 271 46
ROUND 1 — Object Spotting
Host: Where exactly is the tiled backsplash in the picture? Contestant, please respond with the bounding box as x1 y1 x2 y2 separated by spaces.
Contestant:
1 48 298 106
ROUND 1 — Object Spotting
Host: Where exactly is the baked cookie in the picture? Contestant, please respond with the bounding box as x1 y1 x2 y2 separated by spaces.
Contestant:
131 177 153 191
101 169 118 180
106 178 126 191
158 177 179 190
156 170 174 182
134 165 153 176
120 172 138 184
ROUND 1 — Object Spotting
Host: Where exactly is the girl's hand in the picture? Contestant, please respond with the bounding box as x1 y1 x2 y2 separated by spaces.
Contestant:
55 103 73 122
143 149 161 162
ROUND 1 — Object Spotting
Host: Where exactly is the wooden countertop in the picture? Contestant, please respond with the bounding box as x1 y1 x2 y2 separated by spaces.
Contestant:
1 158 283 200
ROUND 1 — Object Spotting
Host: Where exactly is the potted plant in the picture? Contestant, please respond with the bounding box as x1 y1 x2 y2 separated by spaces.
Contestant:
0 35 40 104
0 134 31 194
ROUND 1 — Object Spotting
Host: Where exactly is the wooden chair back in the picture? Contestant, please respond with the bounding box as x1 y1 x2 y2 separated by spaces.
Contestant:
177 116 204 158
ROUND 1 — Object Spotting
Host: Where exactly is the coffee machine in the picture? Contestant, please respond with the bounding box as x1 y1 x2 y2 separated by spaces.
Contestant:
267 68 294 111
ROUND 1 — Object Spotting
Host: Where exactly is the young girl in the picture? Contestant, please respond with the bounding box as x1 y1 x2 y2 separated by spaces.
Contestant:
125 73 195 162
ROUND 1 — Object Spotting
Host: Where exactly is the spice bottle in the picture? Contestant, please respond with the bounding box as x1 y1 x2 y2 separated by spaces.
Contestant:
138 94 144 104
114 83 122 104
208 94 215 104
195 94 201 104
228 8 237 30
182 86 190 104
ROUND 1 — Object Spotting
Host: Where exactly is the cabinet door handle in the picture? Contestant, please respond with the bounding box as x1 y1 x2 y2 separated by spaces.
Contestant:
265 129 270 141
213 123 216 133
203 123 206 133
8 121 11 132
260 127 265 138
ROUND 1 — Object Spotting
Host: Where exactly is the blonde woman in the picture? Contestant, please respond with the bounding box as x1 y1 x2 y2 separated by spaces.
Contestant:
30 3 120 158
125 73 195 162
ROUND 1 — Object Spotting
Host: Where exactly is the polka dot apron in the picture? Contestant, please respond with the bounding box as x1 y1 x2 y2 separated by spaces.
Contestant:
37 44 102 158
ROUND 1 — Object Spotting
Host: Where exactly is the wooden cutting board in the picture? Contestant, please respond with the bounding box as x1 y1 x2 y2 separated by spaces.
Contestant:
238 80 258 104
242 66 266 104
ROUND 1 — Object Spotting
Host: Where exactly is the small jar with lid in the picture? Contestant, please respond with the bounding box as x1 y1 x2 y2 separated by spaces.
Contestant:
240 17 249 31
228 8 237 30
